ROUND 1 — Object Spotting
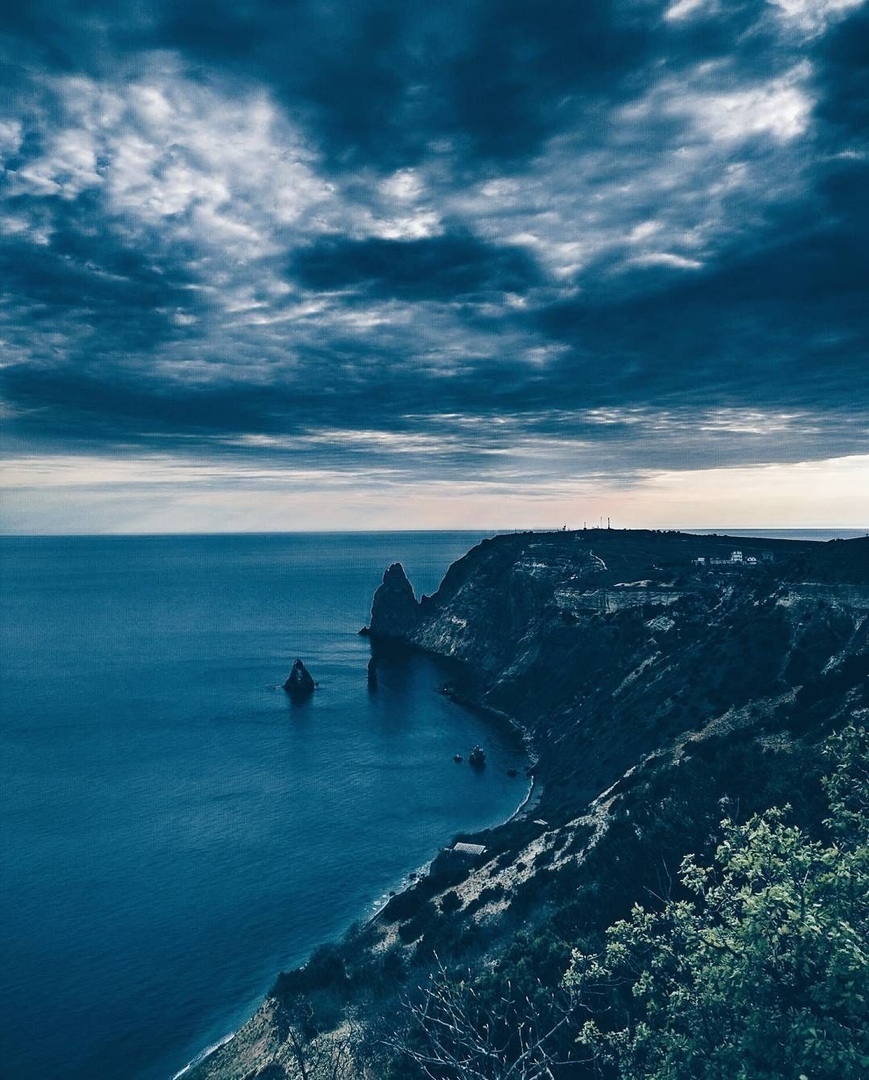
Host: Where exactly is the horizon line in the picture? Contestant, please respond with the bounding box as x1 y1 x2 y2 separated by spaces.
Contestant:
2 526 867 541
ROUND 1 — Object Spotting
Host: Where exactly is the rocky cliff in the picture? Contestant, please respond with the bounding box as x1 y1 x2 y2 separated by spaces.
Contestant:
368 530 869 817
191 530 869 1080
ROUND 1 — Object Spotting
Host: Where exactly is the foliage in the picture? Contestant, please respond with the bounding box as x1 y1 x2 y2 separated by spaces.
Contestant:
565 723 869 1080
272 942 348 1003
391 958 579 1080
277 998 367 1080
441 890 463 915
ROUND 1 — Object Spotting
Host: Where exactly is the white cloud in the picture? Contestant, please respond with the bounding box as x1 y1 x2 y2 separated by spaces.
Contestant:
664 0 865 33
664 0 717 21
446 54 816 288
683 65 814 143
631 251 704 269
0 119 22 157
6 77 118 199
768 0 866 33
7 66 336 262
365 208 443 240
356 166 444 239
12 128 103 199
106 75 334 255
379 168 425 202
628 220 663 243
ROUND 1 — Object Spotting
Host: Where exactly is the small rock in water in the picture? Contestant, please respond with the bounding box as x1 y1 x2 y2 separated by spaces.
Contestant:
367 657 378 689
283 658 316 700
468 745 486 767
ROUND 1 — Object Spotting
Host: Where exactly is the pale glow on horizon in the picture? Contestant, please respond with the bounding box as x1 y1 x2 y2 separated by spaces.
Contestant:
1 452 866 534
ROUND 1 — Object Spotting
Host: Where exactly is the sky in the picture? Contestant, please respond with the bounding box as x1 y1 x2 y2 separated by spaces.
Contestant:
1 0 867 533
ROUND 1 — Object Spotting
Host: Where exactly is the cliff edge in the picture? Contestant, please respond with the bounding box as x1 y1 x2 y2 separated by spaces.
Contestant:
368 529 869 816
188 529 869 1080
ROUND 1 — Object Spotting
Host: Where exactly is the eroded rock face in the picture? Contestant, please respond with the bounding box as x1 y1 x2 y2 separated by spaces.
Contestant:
187 530 869 1080
283 658 316 700
368 563 421 639
364 531 869 814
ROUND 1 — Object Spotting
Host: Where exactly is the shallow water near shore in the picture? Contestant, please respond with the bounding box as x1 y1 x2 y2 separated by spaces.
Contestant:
0 532 529 1080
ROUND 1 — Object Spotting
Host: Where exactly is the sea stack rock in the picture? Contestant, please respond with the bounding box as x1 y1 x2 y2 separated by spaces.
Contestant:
368 563 421 640
468 745 486 767
283 658 316 700
367 657 378 689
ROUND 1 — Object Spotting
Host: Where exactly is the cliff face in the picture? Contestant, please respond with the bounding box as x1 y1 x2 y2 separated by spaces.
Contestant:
192 531 869 1080
369 531 869 815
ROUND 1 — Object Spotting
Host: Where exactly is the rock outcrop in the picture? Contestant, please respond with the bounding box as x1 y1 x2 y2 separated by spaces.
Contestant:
283 658 316 700
368 562 421 639
366 530 869 814
188 530 869 1080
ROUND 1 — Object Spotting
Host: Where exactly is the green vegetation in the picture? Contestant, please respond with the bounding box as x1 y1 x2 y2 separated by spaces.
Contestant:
565 724 869 1080
261 725 868 1080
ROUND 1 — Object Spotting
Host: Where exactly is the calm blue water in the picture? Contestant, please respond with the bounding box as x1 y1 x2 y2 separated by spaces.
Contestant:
0 533 529 1080
683 528 868 541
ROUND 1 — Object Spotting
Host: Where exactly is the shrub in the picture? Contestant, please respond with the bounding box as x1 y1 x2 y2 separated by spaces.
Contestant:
440 890 462 915
566 723 869 1080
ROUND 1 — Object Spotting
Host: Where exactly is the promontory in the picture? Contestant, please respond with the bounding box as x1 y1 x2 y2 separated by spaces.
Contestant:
188 528 869 1080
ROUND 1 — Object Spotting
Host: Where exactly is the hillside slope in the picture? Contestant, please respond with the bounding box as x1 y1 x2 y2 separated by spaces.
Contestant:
190 530 869 1080
370 530 869 816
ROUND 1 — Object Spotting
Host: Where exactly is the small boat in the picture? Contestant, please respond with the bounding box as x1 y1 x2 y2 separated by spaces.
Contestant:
468 745 486 766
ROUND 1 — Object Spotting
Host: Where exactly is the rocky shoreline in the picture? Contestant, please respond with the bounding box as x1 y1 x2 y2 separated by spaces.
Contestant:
184 528 869 1080
179 664 536 1080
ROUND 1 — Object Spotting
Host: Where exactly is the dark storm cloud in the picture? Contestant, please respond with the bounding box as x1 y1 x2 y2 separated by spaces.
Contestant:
1 0 868 496
0 193 199 358
291 232 543 301
535 153 869 410
0 0 655 165
151 0 657 167
816 4 869 135
434 0 653 162
1 363 284 438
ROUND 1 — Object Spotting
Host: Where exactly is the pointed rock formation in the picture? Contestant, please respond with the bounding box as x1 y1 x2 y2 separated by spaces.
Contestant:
368 563 421 639
468 745 486 767
283 658 316 700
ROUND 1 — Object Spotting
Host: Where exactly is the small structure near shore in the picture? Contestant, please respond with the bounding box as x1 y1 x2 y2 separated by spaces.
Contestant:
283 658 316 701
451 841 487 858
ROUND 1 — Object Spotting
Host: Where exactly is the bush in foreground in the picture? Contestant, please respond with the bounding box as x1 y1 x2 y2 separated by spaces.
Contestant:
565 722 869 1080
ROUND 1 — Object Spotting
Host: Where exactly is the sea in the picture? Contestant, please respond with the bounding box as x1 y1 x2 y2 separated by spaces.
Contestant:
1 528 863 1080
0 532 530 1080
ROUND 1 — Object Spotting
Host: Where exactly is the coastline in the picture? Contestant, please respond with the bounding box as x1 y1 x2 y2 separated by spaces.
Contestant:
367 768 539 924
171 1034 235 1080
176 529 869 1079
439 686 539 772
173 692 536 1080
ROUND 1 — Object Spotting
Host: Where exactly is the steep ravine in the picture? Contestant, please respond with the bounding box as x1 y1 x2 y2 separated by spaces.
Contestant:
188 530 869 1080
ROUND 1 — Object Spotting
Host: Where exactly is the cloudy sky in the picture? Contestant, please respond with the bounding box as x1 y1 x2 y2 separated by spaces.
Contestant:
1 0 867 533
